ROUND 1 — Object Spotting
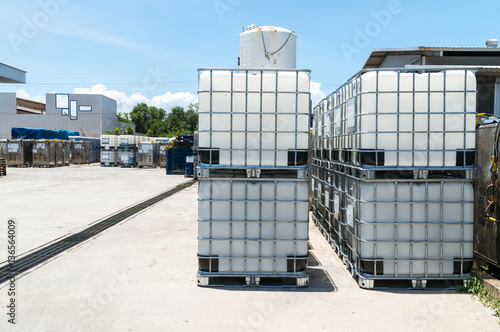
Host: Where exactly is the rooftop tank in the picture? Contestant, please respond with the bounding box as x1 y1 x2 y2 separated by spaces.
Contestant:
239 25 297 69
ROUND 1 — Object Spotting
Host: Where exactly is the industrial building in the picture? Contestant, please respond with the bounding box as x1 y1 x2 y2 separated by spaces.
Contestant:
0 62 26 84
0 92 134 138
0 61 133 138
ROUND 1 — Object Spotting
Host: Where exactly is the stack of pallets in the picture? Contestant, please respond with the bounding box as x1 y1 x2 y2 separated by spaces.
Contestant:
0 157 6 176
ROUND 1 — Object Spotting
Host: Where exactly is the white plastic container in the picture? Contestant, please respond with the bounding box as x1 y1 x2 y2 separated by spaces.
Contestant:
101 135 122 148
100 149 119 166
198 178 309 273
198 69 310 166
119 135 138 146
358 70 476 167
341 177 474 276
321 69 477 167
240 25 296 69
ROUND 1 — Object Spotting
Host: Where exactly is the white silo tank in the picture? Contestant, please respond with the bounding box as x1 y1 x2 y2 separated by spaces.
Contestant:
239 25 297 69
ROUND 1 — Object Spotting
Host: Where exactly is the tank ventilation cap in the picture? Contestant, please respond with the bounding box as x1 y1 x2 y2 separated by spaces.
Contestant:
486 39 499 48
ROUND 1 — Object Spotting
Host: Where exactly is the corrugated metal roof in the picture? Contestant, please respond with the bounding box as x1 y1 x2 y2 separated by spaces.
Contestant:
363 46 500 69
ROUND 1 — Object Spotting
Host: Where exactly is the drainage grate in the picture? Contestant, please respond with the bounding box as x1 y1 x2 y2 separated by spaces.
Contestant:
0 179 195 284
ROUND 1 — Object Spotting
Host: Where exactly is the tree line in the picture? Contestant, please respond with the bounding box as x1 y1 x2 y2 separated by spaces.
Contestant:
110 103 198 137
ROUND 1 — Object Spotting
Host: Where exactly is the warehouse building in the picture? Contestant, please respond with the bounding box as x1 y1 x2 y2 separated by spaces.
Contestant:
0 92 134 138
0 62 26 84
0 62 133 138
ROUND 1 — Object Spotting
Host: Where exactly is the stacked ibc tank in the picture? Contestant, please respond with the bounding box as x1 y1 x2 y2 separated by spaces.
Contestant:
197 25 310 287
100 135 120 167
119 135 138 167
311 68 476 288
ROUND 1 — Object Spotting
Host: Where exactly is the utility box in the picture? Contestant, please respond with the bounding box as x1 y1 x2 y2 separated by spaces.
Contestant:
157 142 168 167
33 139 57 167
137 141 156 168
71 141 90 164
7 139 33 167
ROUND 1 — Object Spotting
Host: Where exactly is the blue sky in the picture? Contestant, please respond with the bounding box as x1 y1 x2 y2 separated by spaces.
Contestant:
0 0 498 113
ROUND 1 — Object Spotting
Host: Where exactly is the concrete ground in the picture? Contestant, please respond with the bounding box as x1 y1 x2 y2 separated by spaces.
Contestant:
0 166 498 331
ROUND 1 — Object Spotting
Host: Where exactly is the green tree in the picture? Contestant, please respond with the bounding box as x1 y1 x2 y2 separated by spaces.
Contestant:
129 103 150 134
165 106 188 136
126 103 198 137
117 112 132 124
186 103 198 133
105 124 134 135
129 103 168 136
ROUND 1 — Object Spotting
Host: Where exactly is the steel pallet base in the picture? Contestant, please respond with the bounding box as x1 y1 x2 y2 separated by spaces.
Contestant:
101 163 118 167
327 234 471 290
120 164 137 168
197 271 309 288
311 157 476 180
353 271 470 290
312 206 471 290
197 166 309 179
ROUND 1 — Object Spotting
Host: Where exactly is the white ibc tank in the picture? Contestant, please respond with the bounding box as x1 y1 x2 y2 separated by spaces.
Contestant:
240 25 297 69
198 69 310 166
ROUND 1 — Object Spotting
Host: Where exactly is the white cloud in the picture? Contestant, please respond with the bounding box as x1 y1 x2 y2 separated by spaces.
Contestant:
73 84 197 114
310 81 326 106
15 89 46 103
151 92 198 111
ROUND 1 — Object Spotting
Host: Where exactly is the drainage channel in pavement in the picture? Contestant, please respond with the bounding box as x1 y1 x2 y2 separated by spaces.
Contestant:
0 179 196 284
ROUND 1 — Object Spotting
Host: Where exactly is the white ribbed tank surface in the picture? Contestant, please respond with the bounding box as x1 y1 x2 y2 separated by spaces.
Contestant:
197 25 310 287
240 25 297 69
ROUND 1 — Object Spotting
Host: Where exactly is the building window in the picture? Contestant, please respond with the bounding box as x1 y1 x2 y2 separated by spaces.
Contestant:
79 105 92 112
70 100 77 120
56 94 69 109
61 108 69 116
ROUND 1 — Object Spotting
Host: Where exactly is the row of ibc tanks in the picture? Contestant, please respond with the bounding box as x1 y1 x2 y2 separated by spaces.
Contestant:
0 138 97 167
196 67 311 287
100 134 194 171
311 68 476 288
